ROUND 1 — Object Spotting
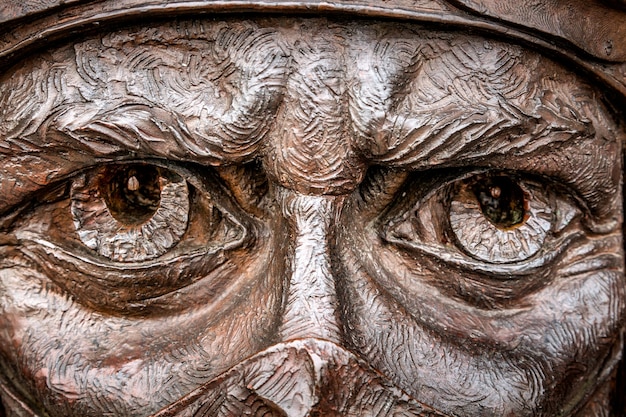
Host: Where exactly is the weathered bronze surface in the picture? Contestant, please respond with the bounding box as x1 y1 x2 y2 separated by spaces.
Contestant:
0 1 625 416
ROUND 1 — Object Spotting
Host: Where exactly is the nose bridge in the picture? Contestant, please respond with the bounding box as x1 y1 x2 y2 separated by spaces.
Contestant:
276 187 342 343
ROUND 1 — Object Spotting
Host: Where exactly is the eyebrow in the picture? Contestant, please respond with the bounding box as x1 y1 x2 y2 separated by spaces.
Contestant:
0 25 621 219
349 40 622 220
0 24 290 216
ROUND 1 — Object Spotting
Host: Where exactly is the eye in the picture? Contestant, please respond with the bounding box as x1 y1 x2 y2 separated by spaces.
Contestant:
9 160 255 314
71 163 190 262
382 170 580 273
449 174 552 263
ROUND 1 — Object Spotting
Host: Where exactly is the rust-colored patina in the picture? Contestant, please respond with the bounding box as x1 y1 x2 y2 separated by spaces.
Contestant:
0 1 625 416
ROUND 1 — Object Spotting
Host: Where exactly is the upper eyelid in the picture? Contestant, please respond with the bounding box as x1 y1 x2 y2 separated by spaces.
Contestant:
382 169 577 223
391 168 592 216
4 158 249 231
0 159 141 223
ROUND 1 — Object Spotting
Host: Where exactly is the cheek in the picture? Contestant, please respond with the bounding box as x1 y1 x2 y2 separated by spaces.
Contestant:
336 248 540 416
0 250 285 417
335 220 625 416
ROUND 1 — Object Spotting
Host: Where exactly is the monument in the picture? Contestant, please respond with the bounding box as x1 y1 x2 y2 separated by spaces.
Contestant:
0 0 625 415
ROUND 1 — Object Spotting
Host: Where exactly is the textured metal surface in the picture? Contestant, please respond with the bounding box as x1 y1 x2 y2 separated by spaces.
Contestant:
1 0 625 101
0 3 625 417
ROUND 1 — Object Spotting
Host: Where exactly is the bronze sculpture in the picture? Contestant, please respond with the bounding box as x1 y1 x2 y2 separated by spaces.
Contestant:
0 0 625 416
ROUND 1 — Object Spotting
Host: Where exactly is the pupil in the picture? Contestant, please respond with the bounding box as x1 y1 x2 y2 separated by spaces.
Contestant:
100 164 161 225
471 176 527 229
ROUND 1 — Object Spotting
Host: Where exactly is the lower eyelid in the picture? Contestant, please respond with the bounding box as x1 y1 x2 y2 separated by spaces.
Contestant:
15 232 234 314
383 228 584 277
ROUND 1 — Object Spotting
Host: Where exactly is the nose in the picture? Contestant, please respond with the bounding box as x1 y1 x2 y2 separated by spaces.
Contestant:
275 186 343 344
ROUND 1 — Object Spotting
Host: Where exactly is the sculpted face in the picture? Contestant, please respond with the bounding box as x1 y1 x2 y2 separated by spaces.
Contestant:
0 18 623 417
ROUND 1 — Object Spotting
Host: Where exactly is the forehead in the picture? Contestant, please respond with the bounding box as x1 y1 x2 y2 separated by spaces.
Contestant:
0 18 621 205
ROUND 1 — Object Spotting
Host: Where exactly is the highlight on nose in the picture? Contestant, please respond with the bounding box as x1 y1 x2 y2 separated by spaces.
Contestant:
275 187 343 343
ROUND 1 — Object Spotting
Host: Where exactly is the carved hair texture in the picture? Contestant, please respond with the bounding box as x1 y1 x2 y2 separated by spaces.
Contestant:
1 0 625 98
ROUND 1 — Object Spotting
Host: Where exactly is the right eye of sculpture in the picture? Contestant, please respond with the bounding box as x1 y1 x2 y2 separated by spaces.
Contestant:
71 163 190 262
7 161 253 313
